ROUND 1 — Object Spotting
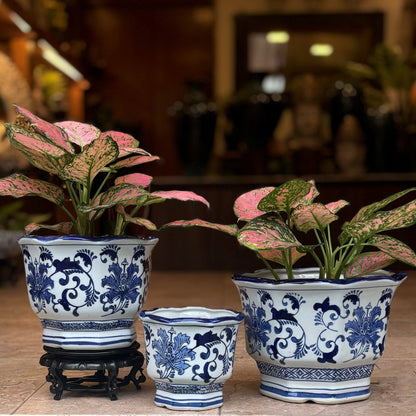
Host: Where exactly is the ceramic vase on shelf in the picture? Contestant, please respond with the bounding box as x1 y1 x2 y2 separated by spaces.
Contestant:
232 267 406 404
19 235 158 351
140 306 244 410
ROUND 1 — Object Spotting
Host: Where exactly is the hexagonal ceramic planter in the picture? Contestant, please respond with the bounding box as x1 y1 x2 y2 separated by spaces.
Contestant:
140 306 244 410
19 235 158 350
232 267 406 404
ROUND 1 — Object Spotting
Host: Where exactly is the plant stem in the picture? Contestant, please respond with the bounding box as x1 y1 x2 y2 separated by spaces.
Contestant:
257 253 280 280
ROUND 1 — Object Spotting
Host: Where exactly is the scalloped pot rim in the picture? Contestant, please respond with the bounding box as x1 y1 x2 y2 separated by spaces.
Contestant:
140 306 244 325
232 268 407 286
18 235 159 245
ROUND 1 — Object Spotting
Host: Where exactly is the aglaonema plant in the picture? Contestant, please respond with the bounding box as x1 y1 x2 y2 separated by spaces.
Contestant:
0 105 209 236
165 179 416 280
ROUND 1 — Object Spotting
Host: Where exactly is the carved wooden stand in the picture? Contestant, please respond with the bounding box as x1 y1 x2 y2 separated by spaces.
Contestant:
39 341 145 400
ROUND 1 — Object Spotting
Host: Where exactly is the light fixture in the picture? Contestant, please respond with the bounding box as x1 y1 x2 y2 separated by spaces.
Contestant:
37 39 84 82
9 11 32 33
309 43 334 57
266 31 290 44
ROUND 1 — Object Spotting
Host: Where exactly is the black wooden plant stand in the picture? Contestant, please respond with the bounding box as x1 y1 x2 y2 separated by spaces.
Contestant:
39 341 145 400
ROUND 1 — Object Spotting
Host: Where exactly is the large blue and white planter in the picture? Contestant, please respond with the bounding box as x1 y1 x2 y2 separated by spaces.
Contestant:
232 268 406 404
140 307 244 410
18 235 158 351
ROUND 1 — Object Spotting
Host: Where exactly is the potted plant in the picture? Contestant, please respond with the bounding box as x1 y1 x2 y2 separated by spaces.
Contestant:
165 179 416 403
139 306 244 410
0 105 209 352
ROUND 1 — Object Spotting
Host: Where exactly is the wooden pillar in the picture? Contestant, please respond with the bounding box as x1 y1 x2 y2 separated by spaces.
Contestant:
67 79 89 121
9 36 31 84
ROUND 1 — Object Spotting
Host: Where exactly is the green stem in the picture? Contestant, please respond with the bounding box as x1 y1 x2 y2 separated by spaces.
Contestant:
257 253 280 280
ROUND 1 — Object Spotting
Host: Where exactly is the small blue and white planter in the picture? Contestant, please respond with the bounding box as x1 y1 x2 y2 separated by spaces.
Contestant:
18 235 158 350
139 306 244 410
232 268 406 404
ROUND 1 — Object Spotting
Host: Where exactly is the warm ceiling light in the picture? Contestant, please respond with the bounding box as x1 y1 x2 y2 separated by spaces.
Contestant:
310 43 334 57
266 31 290 44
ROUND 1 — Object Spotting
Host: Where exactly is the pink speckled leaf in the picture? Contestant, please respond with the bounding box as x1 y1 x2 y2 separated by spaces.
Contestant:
368 234 416 267
162 219 238 236
351 187 416 223
0 174 64 205
14 105 73 153
101 131 144 157
81 184 149 211
343 200 416 240
111 155 160 169
55 121 101 147
345 252 395 278
258 180 315 214
5 125 70 175
233 187 274 221
116 205 157 230
259 247 305 266
151 191 209 207
60 135 119 185
25 222 73 235
237 213 301 251
292 203 339 232
115 173 153 187
326 200 349 214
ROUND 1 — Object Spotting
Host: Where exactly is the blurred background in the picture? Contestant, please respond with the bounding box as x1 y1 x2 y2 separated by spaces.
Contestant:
2 0 416 272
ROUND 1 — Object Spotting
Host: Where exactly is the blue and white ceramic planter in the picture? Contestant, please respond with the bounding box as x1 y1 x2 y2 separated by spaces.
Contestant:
232 267 406 404
18 235 158 351
140 307 244 410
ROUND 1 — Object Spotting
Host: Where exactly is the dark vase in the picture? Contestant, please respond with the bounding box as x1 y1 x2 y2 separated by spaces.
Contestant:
170 81 217 176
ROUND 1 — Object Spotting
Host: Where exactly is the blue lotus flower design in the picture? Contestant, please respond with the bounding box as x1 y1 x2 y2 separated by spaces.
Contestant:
22 246 55 313
345 304 384 359
152 327 196 380
100 245 148 315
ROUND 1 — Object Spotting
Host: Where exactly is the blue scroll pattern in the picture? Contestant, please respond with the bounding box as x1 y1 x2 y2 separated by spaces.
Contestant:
143 324 238 383
238 287 394 365
21 244 148 316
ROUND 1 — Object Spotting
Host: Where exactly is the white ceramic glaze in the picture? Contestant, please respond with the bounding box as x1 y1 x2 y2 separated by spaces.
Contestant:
140 306 244 410
232 268 407 404
19 235 158 350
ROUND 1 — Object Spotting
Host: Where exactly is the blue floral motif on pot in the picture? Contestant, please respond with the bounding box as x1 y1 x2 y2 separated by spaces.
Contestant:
232 268 407 404
139 307 243 410
19 236 158 350
100 244 149 315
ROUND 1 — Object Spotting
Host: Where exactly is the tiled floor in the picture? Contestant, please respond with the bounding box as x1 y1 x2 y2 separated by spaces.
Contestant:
1 269 415 415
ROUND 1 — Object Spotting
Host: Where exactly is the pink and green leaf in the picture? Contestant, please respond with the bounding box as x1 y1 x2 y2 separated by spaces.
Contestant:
110 155 160 169
5 125 70 175
367 234 416 267
345 251 395 278
55 121 101 148
350 187 416 223
116 205 157 230
257 180 315 215
162 219 238 236
237 213 301 251
233 187 274 221
82 183 149 211
25 222 73 235
326 200 349 214
60 136 119 185
292 203 339 232
150 191 210 208
14 105 73 153
0 174 64 205
115 173 153 187
259 247 305 266
101 131 143 157
343 200 416 240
